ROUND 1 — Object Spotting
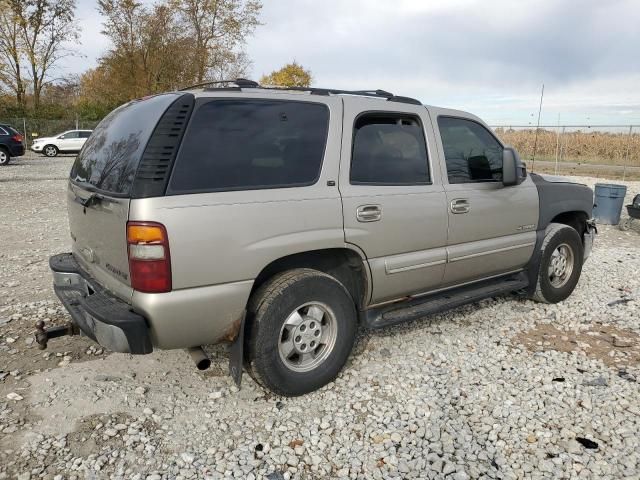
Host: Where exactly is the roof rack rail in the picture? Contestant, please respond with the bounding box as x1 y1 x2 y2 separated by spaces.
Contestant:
178 78 259 91
254 85 422 105
180 78 422 105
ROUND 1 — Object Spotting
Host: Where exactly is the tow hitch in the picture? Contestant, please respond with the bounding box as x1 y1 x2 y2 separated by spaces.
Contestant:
34 320 79 350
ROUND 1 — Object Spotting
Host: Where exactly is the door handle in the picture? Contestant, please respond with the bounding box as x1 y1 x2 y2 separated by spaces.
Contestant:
450 198 470 214
356 204 382 222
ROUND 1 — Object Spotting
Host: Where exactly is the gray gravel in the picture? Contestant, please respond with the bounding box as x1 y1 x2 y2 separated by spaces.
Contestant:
1 154 639 479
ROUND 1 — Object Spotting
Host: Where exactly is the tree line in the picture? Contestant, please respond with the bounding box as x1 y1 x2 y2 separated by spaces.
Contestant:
0 0 313 121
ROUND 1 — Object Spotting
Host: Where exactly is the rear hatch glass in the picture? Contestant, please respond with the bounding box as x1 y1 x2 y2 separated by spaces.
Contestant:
68 93 180 299
70 93 181 195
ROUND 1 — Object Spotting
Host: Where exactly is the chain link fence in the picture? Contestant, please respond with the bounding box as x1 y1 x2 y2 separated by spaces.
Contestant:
2 117 639 180
491 125 639 181
0 117 101 150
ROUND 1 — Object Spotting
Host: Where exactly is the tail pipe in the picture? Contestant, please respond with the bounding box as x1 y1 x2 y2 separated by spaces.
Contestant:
187 346 211 370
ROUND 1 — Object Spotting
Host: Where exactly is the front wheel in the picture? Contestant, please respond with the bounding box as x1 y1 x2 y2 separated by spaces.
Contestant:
245 269 357 396
43 145 58 157
532 223 584 303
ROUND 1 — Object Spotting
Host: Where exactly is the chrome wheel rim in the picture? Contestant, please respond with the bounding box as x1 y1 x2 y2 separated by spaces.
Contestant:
278 302 338 373
0 151 7 163
548 243 574 288
45 147 56 156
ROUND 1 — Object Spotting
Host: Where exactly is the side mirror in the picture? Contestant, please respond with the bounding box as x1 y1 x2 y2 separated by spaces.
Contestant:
502 147 524 186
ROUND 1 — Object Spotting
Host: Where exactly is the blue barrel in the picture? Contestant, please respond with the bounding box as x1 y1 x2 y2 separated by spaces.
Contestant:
593 183 627 225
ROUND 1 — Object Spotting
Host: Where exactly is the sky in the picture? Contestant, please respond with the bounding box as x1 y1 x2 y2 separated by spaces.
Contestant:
64 0 640 126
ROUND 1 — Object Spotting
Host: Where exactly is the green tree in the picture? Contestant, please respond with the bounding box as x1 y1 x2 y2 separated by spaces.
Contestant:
260 61 312 88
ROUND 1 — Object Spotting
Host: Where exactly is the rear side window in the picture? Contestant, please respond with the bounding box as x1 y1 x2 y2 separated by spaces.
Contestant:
350 113 430 185
79 131 92 138
438 116 503 184
0 126 17 135
70 93 180 195
168 99 329 194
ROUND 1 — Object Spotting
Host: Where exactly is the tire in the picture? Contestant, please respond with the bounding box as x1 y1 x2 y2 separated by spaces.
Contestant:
532 223 584 303
0 147 10 166
43 145 58 157
245 268 357 396
619 219 631 232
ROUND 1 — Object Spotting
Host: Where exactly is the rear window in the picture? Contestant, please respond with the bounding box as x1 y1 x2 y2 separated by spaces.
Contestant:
168 99 329 194
0 126 18 136
70 94 179 195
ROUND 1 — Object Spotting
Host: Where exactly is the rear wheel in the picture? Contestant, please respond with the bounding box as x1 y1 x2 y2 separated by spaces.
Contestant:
245 269 357 396
532 223 583 303
44 145 58 157
0 147 9 165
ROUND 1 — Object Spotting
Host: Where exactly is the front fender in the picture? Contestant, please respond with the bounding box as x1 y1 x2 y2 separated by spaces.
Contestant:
530 173 594 229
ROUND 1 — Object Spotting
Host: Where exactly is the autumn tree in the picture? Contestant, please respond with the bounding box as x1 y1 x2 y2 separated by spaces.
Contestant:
171 0 262 83
90 0 261 106
7 0 80 110
0 0 27 109
260 62 312 88
97 0 191 99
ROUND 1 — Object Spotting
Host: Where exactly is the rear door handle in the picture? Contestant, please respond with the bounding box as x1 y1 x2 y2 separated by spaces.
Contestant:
357 204 382 222
450 198 470 214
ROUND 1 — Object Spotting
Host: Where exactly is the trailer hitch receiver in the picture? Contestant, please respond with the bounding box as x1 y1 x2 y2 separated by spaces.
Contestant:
34 320 79 350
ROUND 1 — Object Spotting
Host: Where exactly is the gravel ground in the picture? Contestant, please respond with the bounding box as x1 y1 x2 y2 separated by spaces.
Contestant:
1 154 639 480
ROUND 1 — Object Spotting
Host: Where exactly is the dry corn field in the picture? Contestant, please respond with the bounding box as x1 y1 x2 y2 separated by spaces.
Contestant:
494 128 640 180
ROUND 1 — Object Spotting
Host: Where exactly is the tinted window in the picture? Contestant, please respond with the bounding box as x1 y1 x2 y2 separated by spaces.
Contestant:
350 114 429 185
70 94 179 195
168 100 329 193
0 127 8 136
438 117 503 184
79 131 92 138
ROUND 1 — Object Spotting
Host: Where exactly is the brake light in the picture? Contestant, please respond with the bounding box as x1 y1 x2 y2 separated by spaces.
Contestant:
126 221 171 293
11 134 23 142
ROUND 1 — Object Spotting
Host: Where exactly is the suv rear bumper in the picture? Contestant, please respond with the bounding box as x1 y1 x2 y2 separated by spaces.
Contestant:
8 143 25 156
50 253 152 354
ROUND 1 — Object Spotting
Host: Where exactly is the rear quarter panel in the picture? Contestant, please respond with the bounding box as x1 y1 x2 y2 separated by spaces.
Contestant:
128 95 348 347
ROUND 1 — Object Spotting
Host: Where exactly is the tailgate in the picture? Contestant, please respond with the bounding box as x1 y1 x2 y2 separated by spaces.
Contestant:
65 93 186 302
68 182 132 302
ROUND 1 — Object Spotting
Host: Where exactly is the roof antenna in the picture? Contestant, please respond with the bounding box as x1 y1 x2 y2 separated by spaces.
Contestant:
531 83 544 172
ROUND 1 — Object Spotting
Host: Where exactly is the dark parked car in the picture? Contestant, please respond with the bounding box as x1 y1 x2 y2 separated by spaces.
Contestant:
0 124 26 165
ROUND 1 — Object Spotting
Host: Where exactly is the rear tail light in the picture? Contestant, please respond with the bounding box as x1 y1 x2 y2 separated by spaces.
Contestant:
127 221 171 293
11 134 23 143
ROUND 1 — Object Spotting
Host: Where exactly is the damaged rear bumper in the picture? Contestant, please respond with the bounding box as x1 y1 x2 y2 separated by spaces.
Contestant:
48 253 152 354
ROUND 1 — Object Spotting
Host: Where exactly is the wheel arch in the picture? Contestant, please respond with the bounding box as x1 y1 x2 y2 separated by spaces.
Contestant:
549 210 589 237
250 247 371 311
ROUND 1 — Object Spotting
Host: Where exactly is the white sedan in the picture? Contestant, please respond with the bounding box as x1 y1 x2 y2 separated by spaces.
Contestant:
31 130 93 157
